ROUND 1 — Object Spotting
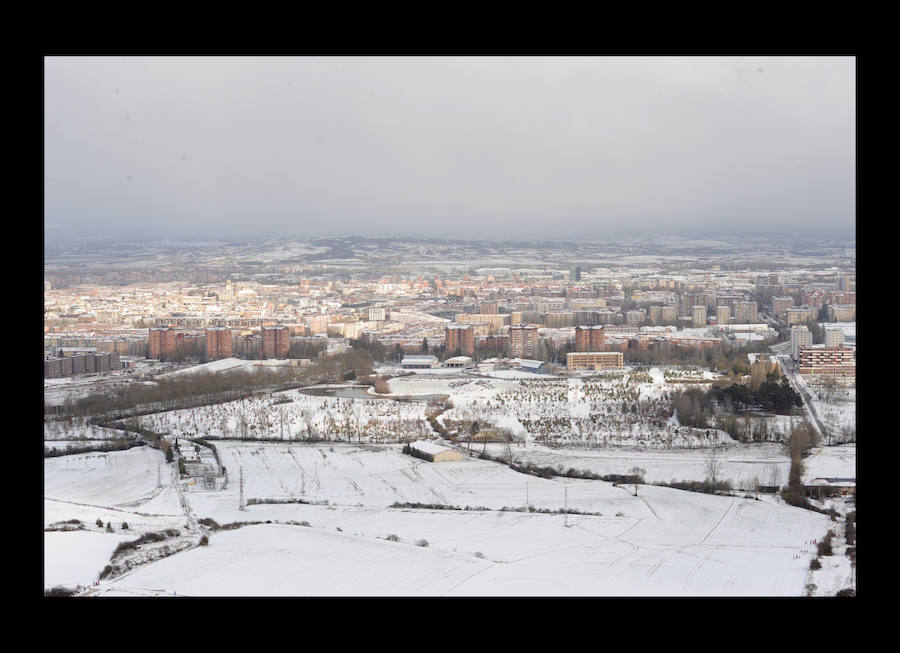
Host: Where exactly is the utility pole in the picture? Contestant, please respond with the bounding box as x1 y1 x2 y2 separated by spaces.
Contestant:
239 466 245 511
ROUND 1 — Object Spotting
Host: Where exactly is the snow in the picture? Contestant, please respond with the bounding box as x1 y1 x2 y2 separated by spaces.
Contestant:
97 483 831 596
44 365 856 596
45 446 173 508
44 530 134 589
801 445 856 484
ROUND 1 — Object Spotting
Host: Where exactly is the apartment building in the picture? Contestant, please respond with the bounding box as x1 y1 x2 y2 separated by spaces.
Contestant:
479 300 499 315
206 326 232 360
509 324 539 358
797 345 855 377
575 325 606 352
445 324 475 356
732 301 758 324
456 313 509 332
626 309 646 327
261 325 290 359
715 305 731 326
828 305 856 322
566 351 624 371
692 305 706 327
825 328 845 348
790 324 813 359
786 306 819 326
148 326 176 360
772 296 795 318
545 311 575 328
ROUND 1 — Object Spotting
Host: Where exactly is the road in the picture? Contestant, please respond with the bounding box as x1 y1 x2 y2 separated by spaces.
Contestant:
771 345 827 442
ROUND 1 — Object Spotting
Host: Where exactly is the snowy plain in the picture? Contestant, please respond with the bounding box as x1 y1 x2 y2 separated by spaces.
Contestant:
44 367 855 596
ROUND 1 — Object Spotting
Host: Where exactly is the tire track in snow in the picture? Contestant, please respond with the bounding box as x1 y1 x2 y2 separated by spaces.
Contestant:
701 497 736 544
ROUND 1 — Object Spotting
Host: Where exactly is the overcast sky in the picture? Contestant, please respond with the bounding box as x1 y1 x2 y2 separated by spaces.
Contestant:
44 56 855 243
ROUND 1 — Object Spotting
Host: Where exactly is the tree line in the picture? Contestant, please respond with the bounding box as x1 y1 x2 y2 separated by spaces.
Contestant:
47 350 375 421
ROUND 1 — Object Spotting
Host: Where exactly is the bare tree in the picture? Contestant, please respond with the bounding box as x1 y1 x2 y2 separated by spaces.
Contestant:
705 449 721 490
629 466 646 496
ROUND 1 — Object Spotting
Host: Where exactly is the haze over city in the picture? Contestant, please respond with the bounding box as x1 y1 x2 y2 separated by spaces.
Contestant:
44 56 855 244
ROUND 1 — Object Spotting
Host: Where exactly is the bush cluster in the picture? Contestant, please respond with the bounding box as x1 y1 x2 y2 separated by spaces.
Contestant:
111 530 177 558
845 511 856 545
817 530 835 557
656 479 733 494
44 586 77 597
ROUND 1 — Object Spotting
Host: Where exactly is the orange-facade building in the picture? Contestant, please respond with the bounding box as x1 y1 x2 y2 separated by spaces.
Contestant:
262 325 290 359
148 327 175 360
575 325 606 352
206 326 232 360
445 324 475 356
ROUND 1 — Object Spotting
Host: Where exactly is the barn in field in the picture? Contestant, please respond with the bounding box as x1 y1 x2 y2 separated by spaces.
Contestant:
408 440 463 462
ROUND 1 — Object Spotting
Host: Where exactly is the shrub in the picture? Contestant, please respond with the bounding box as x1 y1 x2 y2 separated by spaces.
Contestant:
817 530 835 557
199 534 209 546
415 539 429 547
121 522 129 530
835 588 856 597
96 518 104 528
810 558 822 570
198 517 220 530
385 534 400 542
44 586 77 597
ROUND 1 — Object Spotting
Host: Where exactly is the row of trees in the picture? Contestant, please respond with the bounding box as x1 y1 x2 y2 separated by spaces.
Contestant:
49 350 375 420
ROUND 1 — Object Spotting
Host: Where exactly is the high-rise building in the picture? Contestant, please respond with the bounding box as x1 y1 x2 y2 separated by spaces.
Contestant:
445 324 475 356
570 266 582 282
545 311 575 328
772 296 795 318
575 325 606 352
262 325 290 359
148 327 175 360
479 300 499 315
733 301 758 324
206 326 232 360
825 329 845 348
368 307 386 321
837 275 852 292
786 306 819 325
715 305 731 326
626 309 645 327
692 305 707 327
509 324 539 358
660 305 678 325
828 305 856 322
790 325 812 359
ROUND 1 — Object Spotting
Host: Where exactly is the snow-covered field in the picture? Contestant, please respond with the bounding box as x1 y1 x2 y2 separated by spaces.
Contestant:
480 441 791 489
44 369 856 596
97 485 832 596
802 445 856 482
45 530 135 589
